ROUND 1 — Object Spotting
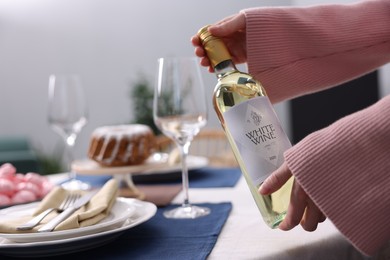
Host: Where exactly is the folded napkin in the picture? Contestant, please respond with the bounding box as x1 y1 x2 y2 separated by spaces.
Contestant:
0 178 118 233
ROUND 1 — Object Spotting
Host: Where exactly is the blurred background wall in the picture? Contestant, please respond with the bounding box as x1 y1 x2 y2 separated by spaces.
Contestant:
0 0 389 170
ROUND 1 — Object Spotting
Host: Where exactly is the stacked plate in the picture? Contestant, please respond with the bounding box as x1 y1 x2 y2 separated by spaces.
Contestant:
0 198 157 257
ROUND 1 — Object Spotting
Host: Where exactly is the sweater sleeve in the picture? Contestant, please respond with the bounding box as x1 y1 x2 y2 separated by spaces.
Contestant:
284 95 390 256
242 0 390 104
242 0 390 256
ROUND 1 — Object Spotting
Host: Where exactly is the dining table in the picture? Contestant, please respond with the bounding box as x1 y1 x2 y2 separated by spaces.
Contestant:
0 164 389 260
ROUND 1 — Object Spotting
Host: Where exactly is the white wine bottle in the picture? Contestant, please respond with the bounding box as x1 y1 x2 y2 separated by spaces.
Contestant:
198 25 294 228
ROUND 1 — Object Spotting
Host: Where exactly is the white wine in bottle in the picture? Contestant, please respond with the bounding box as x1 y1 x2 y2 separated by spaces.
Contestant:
198 25 294 228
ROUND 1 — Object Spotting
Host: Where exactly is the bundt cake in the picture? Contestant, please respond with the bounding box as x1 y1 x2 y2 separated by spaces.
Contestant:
87 124 155 167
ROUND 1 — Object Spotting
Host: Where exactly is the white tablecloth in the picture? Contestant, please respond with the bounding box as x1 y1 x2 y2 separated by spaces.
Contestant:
171 176 384 260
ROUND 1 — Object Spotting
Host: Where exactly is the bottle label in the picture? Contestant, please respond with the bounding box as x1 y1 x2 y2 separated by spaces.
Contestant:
223 96 291 186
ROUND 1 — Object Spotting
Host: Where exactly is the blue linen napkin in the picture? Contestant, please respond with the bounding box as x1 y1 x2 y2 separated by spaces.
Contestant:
61 202 232 259
190 167 241 187
75 167 241 189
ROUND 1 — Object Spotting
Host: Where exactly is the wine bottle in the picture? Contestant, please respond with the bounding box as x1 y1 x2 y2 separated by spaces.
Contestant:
198 25 294 228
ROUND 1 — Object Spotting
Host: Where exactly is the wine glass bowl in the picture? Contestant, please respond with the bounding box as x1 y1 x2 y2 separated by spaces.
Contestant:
153 57 210 219
47 74 90 190
154 115 206 146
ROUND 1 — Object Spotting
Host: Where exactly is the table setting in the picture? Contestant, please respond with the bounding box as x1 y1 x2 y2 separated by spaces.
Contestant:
0 177 158 257
0 162 237 259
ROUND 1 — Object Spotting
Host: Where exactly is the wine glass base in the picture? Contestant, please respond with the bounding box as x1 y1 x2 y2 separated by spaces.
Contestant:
163 204 210 219
61 179 91 191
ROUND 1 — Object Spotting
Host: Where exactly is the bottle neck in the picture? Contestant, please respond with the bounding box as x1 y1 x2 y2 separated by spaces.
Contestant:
214 59 237 78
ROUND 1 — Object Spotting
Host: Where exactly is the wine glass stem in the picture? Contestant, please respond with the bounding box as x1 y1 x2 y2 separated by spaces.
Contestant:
64 140 76 181
179 142 191 207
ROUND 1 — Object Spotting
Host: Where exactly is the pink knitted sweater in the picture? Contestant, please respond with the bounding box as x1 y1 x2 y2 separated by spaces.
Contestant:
242 0 390 256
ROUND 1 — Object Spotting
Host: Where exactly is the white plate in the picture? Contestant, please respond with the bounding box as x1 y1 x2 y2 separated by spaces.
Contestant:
0 198 157 257
0 198 136 243
72 154 208 176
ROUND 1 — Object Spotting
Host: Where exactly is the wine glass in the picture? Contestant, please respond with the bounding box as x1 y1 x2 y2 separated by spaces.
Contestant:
47 74 90 190
153 57 210 218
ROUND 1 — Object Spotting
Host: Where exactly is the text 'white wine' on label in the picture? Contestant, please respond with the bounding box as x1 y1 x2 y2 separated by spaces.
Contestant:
224 96 290 185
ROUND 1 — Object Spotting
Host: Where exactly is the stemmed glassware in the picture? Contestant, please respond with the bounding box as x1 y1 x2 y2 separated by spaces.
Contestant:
47 74 90 190
153 57 210 219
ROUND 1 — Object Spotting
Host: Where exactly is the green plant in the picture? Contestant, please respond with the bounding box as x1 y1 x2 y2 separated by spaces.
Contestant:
130 77 160 134
34 142 65 175
130 75 190 135
37 153 64 175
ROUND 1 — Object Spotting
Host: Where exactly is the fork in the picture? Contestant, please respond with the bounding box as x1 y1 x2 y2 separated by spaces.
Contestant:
16 192 80 231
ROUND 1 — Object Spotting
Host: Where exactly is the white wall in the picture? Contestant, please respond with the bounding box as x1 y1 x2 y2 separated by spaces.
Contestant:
0 0 291 162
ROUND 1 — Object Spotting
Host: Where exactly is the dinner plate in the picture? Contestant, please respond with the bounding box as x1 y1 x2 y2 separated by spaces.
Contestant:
72 153 208 176
0 198 136 243
0 198 157 257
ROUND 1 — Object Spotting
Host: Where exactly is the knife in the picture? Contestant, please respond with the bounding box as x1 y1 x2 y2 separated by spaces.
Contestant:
38 190 97 232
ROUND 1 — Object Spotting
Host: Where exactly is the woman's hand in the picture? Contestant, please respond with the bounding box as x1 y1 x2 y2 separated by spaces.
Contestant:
259 162 327 231
191 12 247 72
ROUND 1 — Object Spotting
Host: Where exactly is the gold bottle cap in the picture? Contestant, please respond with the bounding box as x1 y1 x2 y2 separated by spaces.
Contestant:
197 25 232 68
